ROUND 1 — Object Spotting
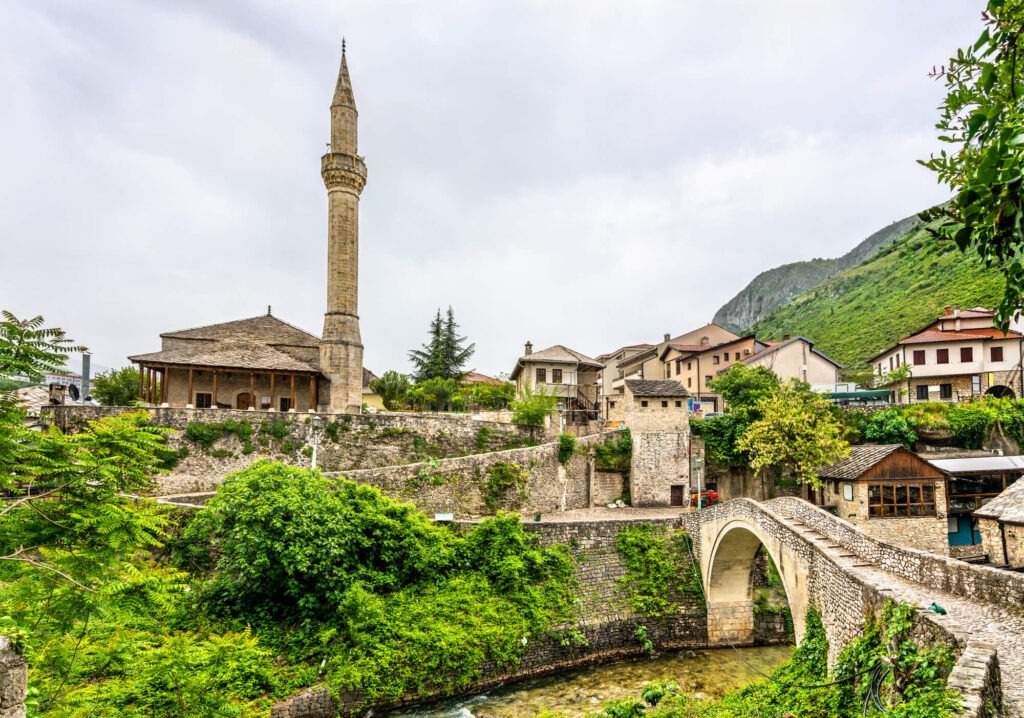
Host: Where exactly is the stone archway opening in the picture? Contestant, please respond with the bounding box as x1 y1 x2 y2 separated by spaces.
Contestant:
987 385 1015 399
704 522 801 647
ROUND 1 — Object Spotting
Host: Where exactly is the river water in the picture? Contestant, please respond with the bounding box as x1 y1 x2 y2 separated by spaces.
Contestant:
383 645 794 718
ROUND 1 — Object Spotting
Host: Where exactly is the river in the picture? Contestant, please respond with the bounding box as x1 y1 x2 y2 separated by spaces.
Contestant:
383 645 794 718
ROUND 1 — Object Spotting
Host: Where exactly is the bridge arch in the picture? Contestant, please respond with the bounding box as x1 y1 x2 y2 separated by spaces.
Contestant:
701 517 810 646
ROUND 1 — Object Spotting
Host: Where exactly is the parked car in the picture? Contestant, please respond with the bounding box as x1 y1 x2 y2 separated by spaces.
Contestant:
691 490 719 508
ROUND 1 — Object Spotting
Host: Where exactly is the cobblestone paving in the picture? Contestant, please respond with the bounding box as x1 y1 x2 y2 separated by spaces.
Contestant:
784 516 1024 717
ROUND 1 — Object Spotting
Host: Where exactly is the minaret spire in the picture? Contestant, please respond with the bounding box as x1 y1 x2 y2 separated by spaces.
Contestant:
321 43 367 413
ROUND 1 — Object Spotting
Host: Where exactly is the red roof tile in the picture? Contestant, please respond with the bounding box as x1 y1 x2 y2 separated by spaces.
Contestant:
900 328 1021 345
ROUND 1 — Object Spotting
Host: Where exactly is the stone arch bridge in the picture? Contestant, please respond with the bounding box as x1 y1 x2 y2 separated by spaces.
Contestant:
692 497 1024 716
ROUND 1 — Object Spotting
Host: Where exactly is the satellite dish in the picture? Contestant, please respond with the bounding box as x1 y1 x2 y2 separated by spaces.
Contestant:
68 384 80 401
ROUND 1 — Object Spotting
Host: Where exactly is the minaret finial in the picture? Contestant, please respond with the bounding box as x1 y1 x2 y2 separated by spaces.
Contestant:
342 37 346 56
267 305 271 316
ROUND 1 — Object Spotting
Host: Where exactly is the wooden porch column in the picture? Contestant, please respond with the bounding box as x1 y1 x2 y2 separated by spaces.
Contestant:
160 368 168 404
289 374 295 410
249 373 255 409
188 368 194 405
309 376 315 411
137 366 144 400
269 374 276 410
145 368 152 403
212 371 218 408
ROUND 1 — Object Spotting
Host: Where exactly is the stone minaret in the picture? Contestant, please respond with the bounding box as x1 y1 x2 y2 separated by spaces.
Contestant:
320 42 367 412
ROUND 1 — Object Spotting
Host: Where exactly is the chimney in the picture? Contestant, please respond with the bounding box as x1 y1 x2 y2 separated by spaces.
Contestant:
954 305 961 318
944 305 952 316
700 336 709 346
524 341 533 356
664 333 671 342
783 334 790 341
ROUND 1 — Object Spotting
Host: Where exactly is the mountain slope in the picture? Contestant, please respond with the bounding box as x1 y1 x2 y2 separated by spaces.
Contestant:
713 214 921 331
749 222 1005 370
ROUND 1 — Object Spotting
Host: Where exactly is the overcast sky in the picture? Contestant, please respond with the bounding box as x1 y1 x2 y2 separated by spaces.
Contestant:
1 1 982 379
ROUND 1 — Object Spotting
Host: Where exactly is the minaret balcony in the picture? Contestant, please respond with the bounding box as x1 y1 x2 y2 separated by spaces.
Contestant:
321 153 367 193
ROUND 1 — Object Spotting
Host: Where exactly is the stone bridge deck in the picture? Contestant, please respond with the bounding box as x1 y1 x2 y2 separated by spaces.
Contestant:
751 498 1023 717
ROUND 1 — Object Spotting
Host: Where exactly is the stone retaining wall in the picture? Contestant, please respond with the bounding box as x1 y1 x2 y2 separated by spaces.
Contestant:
45 406 540 495
0 636 26 718
327 431 617 518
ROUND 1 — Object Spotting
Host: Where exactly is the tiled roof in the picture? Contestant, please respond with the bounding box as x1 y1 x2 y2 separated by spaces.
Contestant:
741 336 842 369
974 477 1024 524
625 379 690 397
517 345 603 367
817 444 904 480
465 371 504 386
899 328 1021 345
130 340 320 373
939 307 994 319
161 314 320 347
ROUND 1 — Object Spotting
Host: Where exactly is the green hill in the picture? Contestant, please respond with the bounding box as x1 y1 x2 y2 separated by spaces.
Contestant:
748 221 1005 371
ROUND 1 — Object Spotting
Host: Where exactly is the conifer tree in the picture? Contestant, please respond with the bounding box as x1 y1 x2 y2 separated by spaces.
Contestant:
408 306 475 382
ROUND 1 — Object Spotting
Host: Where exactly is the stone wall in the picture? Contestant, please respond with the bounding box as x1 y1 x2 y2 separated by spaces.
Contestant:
592 470 626 506
45 406 540 496
0 636 26 718
978 517 1024 568
630 431 690 507
328 432 615 517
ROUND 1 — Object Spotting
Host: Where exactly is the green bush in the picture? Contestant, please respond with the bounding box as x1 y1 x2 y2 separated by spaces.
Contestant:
483 462 530 510
558 432 577 463
594 429 632 471
864 409 917 448
185 422 222 449
615 524 701 618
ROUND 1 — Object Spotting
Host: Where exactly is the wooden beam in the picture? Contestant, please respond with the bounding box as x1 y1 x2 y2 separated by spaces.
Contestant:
249 372 255 410
290 375 295 410
309 375 315 411
160 368 167 404
188 368 194 405
212 371 218 408
270 373 275 410
137 366 144 400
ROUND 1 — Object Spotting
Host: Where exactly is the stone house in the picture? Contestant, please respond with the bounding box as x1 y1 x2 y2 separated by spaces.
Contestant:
929 455 1024 556
868 306 1024 403
510 343 603 422
974 478 1024 568
819 444 949 554
659 335 765 413
737 335 842 391
621 379 692 507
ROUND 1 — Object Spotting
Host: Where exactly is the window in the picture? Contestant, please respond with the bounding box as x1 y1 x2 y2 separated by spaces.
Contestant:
687 362 691 371
842 483 854 501
705 375 712 384
280 397 292 412
713 356 720 365
688 378 692 388
896 355 901 367
675 361 680 376
666 366 671 379
937 348 949 364
960 347 973 362
940 384 953 399
889 356 894 370
992 346 1005 362
260 396 271 409
973 375 981 393
867 482 936 518
609 401 616 408
675 400 682 407
916 385 929 400
195 392 212 409
913 350 925 365
735 353 741 361
552 369 562 384
536 368 546 383
661 400 668 408
641 400 648 407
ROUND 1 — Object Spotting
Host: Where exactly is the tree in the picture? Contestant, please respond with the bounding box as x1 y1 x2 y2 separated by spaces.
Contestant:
408 306 475 382
369 370 411 409
408 377 457 412
0 310 84 381
92 365 143 406
736 381 849 488
920 1 1024 328
510 382 558 431
707 364 781 419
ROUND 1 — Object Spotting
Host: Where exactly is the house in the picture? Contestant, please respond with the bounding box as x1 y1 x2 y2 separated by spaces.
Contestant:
660 335 765 413
869 306 1024 404
974 478 1024 568
929 455 1024 556
738 335 842 391
596 343 654 415
819 444 949 554
509 342 603 423
622 379 691 507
